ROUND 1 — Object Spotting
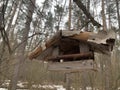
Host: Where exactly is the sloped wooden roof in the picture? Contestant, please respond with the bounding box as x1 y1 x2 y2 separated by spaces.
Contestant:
28 30 115 60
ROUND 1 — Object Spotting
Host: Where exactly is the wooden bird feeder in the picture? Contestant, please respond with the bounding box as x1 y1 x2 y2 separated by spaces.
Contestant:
29 30 115 72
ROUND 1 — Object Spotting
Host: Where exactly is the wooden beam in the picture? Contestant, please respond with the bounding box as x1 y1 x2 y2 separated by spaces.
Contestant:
29 46 43 60
48 60 95 72
47 52 94 62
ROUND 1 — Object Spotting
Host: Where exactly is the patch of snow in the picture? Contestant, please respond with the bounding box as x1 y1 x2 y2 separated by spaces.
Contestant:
2 80 10 87
32 84 66 90
17 83 24 88
0 89 29 90
118 87 120 90
0 88 7 90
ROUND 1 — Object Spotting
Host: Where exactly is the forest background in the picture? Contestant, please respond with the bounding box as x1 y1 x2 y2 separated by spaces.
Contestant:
0 0 120 90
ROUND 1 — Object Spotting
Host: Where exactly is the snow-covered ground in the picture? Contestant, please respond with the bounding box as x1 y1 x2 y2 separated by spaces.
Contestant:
0 88 29 90
0 80 66 90
0 86 65 90
0 80 120 90
0 87 66 90
0 88 65 90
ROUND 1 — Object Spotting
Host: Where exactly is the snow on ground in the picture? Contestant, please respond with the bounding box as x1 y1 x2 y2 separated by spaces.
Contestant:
0 80 66 90
0 88 29 90
0 80 120 90
0 89 7 90
0 87 65 90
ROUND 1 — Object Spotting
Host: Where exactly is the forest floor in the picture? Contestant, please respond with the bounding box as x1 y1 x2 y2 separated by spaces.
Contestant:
0 80 65 90
0 80 120 90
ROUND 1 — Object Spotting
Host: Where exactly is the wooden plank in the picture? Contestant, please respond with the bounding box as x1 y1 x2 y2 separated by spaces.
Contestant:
62 30 92 41
47 52 94 62
79 42 89 53
36 46 54 60
62 30 115 45
29 46 43 60
88 30 115 44
52 46 59 56
48 60 94 71
62 30 81 36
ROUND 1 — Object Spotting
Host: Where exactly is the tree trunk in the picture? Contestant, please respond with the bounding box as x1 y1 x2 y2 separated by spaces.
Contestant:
68 0 72 30
6 0 21 35
115 0 120 31
57 0 66 31
73 0 102 28
101 0 107 31
101 0 113 90
8 0 36 90
106 0 111 29
85 0 90 31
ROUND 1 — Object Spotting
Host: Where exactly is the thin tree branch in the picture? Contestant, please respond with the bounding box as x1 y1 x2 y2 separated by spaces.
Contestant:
12 32 43 53
73 0 102 28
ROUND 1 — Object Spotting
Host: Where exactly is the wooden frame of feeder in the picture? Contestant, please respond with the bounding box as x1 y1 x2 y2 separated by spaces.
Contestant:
28 30 115 71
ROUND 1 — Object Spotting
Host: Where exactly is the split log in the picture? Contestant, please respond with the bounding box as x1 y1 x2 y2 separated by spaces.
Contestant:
47 52 94 62
29 46 43 60
62 30 92 41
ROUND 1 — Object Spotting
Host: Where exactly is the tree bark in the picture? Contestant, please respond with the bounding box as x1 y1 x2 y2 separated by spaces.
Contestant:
115 0 120 31
73 0 102 28
85 0 90 31
6 0 20 34
101 0 107 31
8 0 36 90
68 0 72 30
47 52 94 62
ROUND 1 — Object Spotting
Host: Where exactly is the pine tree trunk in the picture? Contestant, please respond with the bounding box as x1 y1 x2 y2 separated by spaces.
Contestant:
8 0 36 90
101 0 107 31
115 0 120 30
6 0 21 34
101 0 113 90
85 0 90 31
106 0 111 29
68 0 72 30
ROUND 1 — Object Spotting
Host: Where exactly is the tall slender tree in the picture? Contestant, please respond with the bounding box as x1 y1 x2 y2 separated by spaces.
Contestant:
115 0 120 31
85 0 90 31
101 0 107 31
68 0 72 30
9 0 36 90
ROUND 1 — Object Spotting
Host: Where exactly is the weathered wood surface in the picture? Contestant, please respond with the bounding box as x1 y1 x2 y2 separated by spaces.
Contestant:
79 42 89 53
62 30 115 45
52 47 59 56
62 30 92 41
88 30 115 44
35 47 53 60
47 52 94 62
28 30 115 60
48 60 94 71
29 46 43 60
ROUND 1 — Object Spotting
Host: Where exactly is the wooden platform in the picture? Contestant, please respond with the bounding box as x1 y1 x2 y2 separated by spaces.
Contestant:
48 60 95 72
